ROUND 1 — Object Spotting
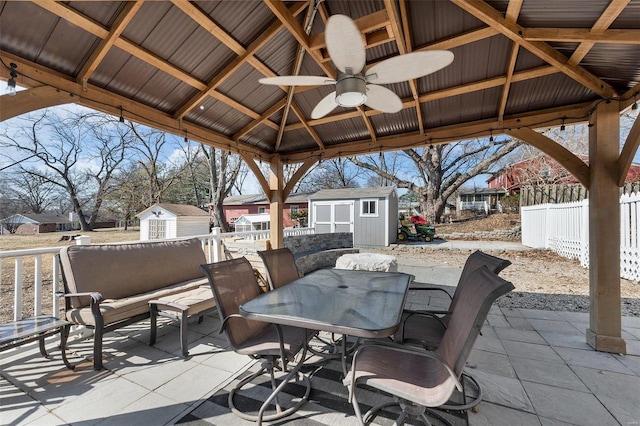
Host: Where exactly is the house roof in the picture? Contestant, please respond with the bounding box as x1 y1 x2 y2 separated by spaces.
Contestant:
459 187 508 196
2 1 638 165
7 213 70 224
222 192 312 206
308 186 396 200
137 203 208 218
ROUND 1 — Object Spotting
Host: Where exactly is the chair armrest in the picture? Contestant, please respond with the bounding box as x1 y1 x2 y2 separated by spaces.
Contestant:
408 286 453 302
345 340 462 401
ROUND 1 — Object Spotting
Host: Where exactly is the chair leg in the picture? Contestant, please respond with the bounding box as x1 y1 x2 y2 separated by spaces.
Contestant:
149 305 157 346
228 355 311 425
60 324 75 370
438 371 482 411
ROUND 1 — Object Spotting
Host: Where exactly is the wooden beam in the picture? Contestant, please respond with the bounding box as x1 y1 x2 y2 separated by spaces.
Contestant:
284 158 316 199
523 28 640 44
450 0 618 98
284 65 560 132
498 44 520 124
263 0 334 78
569 0 630 65
240 152 271 200
0 86 71 122
269 154 285 249
172 1 306 120
505 128 589 187
233 99 286 141
505 0 524 22
77 2 143 84
309 10 390 51
617 112 640 186
281 102 592 162
290 103 325 150
0 51 266 158
416 26 498 52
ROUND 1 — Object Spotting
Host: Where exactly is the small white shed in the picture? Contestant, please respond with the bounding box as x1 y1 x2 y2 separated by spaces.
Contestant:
234 213 271 233
137 204 210 241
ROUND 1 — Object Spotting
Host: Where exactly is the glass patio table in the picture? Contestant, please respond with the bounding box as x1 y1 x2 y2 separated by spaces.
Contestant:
239 268 413 375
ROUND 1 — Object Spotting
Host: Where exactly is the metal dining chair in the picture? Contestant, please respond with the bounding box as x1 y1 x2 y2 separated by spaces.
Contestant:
257 247 300 290
345 266 515 426
396 250 511 411
200 257 311 424
398 250 512 348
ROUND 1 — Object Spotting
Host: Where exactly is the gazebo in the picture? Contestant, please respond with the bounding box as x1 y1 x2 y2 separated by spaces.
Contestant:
1 0 638 355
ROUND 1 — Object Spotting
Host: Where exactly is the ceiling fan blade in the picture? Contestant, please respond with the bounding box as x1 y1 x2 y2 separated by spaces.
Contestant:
325 14 366 74
364 85 403 114
366 51 454 84
311 91 338 119
259 76 336 86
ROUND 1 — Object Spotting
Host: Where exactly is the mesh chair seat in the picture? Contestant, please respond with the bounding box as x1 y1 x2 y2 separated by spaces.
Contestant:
257 248 300 290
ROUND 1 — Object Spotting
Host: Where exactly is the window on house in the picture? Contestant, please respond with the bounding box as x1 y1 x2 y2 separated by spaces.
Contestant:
258 207 266 213
290 205 299 213
149 219 166 240
361 199 378 217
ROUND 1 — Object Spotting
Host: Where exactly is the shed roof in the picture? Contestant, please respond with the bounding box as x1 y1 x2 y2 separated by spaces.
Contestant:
137 204 208 218
234 213 271 225
2 1 638 164
309 186 396 200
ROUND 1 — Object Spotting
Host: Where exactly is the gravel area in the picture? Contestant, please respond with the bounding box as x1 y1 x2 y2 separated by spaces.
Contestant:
370 246 640 317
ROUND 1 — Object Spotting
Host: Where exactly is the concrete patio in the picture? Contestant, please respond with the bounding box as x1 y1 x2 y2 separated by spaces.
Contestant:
1 257 639 426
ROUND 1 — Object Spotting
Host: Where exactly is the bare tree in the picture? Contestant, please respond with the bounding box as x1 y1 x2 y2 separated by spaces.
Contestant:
203 146 244 231
3 169 62 213
350 139 521 222
0 109 129 231
296 158 360 192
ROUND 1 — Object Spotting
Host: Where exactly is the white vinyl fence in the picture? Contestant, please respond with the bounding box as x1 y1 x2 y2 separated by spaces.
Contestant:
521 192 640 282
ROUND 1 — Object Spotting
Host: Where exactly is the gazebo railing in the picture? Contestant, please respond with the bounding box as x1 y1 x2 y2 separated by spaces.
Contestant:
0 227 315 323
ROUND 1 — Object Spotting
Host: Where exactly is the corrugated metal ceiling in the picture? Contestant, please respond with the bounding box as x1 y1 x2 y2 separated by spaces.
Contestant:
1 0 638 160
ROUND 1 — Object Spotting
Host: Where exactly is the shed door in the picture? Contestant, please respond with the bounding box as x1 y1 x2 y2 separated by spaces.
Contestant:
312 201 354 233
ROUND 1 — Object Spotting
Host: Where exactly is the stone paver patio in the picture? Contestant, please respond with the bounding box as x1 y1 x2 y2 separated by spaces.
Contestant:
1 257 639 425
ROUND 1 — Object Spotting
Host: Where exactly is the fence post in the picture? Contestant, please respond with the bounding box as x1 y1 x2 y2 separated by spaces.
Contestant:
75 236 92 245
211 227 222 262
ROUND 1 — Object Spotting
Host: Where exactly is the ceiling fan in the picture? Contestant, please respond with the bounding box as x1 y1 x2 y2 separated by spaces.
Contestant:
259 14 454 119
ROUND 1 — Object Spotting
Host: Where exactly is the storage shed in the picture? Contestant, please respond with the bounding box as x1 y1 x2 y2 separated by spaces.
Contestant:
308 187 398 247
137 204 210 241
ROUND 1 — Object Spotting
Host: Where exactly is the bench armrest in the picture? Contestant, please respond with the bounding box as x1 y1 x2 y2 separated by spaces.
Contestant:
56 291 104 304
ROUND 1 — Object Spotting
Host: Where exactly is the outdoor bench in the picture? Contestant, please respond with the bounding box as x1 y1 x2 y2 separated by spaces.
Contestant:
284 232 359 275
59 238 214 370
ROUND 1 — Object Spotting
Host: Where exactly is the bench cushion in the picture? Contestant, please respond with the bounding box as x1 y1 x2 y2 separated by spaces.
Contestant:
65 277 209 326
60 238 206 308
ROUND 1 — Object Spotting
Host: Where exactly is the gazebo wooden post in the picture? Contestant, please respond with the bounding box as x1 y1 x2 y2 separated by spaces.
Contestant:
586 100 626 354
269 154 285 249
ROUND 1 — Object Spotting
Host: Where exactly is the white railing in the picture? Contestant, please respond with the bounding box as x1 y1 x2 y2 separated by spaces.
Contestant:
459 201 488 213
521 192 640 282
0 227 316 322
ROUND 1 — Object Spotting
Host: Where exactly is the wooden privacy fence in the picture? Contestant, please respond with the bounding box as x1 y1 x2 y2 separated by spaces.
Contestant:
521 192 640 282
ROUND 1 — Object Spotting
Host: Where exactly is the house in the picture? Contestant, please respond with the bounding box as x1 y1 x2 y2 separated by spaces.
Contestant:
137 204 210 241
0 212 78 234
220 193 312 228
308 187 398 247
488 154 640 194
456 187 508 215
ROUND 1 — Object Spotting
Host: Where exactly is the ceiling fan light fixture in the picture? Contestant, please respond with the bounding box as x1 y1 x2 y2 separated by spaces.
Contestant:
335 73 366 107
336 91 367 107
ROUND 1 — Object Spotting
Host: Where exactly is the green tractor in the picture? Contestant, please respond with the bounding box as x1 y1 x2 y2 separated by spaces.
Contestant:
397 214 436 242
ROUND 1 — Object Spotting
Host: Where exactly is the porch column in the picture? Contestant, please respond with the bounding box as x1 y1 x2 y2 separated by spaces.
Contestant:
269 154 285 249
586 100 626 354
